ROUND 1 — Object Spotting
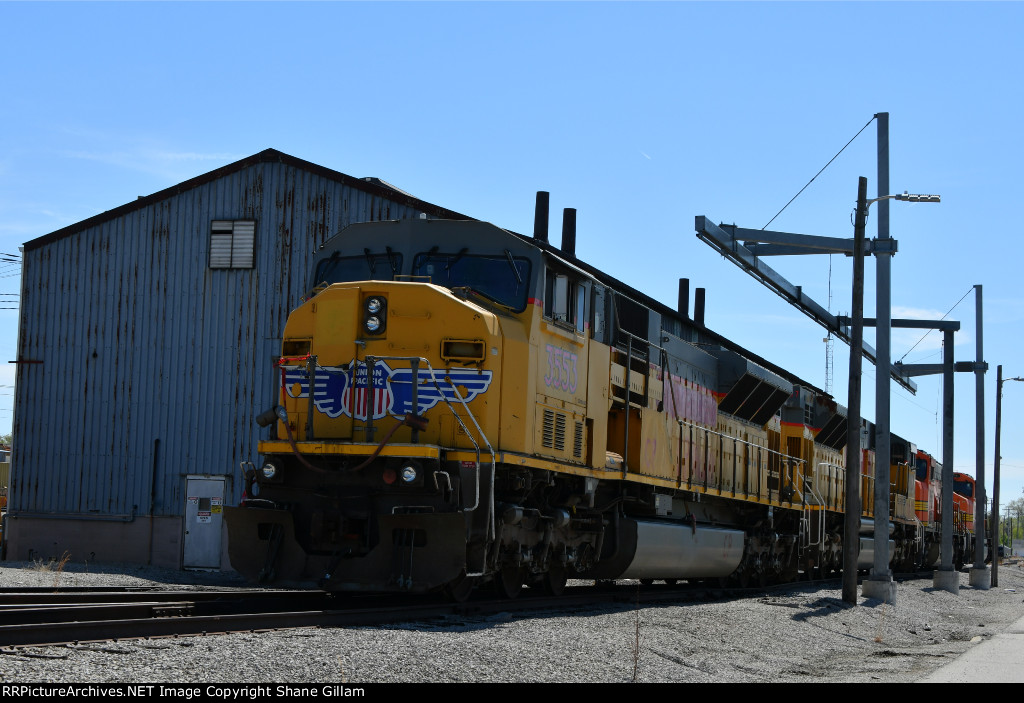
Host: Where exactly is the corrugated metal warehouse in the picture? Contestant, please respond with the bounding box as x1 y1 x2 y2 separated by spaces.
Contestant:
5 149 471 569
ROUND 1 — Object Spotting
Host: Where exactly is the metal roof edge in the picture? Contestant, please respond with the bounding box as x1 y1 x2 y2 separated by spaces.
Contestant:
23 148 474 252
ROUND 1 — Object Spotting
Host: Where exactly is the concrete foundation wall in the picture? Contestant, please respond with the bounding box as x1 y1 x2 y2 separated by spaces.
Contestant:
1 515 209 570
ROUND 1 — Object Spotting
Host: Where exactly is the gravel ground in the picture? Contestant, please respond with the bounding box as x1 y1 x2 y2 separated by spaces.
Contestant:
1 558 1023 683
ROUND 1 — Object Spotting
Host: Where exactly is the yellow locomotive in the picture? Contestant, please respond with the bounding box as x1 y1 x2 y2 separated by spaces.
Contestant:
225 204 923 598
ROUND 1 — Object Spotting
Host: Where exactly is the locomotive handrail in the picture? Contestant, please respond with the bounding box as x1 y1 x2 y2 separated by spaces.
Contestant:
364 355 498 545
861 473 876 519
289 353 496 542
800 480 827 550
612 328 666 357
811 461 845 511
612 328 666 475
615 334 811 508
440 379 497 546
672 416 803 502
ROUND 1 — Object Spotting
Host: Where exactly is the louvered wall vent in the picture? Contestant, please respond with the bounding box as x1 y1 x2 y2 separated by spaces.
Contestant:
210 220 256 269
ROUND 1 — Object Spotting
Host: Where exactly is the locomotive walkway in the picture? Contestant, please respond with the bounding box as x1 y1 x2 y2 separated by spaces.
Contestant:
920 611 1024 682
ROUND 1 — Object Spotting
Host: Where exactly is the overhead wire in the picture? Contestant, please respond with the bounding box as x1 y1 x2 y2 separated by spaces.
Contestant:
759 116 876 390
896 286 975 363
762 115 877 230
860 365 939 416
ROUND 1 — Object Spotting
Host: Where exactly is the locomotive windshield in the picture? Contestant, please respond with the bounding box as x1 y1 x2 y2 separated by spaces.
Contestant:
915 457 928 481
313 251 403 287
413 250 531 312
954 478 974 498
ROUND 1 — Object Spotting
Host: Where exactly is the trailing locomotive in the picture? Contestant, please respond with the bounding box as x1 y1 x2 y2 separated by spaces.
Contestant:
225 199 975 597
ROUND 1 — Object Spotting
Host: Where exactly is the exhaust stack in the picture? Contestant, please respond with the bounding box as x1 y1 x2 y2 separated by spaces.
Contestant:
533 191 549 243
694 287 706 327
561 208 577 257
678 278 690 319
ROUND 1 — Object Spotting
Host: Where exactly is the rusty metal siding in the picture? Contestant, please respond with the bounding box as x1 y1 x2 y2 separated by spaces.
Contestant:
11 159 461 520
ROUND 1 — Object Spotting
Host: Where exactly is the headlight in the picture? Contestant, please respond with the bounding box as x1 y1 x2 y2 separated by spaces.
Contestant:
363 295 386 335
261 463 278 480
400 464 418 483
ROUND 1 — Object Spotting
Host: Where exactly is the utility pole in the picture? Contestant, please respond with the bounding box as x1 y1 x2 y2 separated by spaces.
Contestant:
992 367 1024 587
942 330 956 590
993 364 1003 588
864 112 896 602
891 319 966 593
969 286 989 589
842 176 868 605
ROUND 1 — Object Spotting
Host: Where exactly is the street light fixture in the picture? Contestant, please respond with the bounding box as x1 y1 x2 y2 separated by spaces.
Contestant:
867 192 942 207
893 192 941 203
992 366 1024 587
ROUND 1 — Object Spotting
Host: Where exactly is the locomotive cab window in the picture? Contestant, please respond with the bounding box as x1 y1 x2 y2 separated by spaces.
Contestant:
544 269 586 334
313 250 402 287
412 250 531 312
915 457 928 481
953 477 974 498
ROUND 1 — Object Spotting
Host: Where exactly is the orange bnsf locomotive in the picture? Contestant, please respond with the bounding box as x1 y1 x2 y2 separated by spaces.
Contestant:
910 446 976 570
225 203 975 597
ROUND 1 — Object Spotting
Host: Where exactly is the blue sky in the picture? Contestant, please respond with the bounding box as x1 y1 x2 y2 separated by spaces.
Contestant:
2 1 1023 512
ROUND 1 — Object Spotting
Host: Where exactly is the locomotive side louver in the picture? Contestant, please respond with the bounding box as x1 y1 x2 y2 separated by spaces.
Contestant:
542 409 567 451
538 407 586 463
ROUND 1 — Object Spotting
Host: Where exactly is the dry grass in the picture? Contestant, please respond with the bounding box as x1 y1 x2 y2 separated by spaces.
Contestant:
631 582 641 682
31 550 73 589
874 595 891 643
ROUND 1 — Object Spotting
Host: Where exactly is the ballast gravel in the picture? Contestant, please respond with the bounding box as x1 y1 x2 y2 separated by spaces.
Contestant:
1 559 1023 683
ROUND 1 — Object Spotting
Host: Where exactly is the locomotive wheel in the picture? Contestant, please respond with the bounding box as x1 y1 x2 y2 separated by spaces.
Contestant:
543 564 568 596
495 565 524 599
445 572 476 603
664 579 678 586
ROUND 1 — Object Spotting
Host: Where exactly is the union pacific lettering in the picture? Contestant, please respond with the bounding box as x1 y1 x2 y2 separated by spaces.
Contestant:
662 374 717 426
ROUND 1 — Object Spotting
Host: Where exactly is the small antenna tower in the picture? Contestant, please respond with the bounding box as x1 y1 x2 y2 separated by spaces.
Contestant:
824 334 834 394
824 255 834 394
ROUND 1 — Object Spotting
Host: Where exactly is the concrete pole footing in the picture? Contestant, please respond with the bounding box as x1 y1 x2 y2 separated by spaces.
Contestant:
862 577 897 603
934 569 960 593
969 566 991 590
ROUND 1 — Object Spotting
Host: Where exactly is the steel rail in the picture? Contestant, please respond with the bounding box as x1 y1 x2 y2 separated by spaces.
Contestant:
0 570 950 650
0 589 327 606
0 578 842 649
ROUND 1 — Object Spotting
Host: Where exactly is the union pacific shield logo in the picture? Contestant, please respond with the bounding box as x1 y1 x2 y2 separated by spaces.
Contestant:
281 361 492 421
349 360 393 421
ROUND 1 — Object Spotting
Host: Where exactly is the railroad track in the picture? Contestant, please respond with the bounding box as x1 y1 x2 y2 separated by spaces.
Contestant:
0 574 892 649
0 588 354 648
